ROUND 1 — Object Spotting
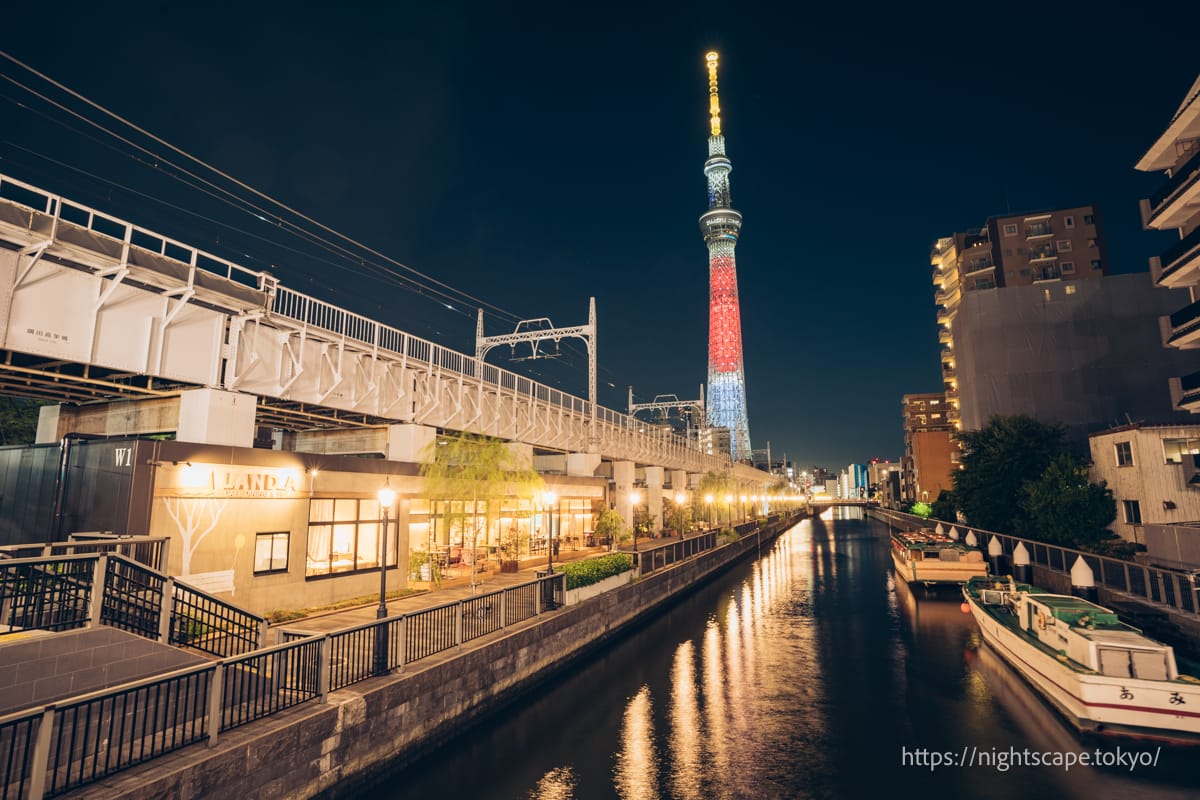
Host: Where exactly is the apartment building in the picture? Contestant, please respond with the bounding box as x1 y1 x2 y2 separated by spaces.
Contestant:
1136 74 1200 414
901 392 956 504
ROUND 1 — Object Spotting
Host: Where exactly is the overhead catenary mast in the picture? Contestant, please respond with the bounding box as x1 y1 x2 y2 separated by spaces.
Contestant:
699 51 752 461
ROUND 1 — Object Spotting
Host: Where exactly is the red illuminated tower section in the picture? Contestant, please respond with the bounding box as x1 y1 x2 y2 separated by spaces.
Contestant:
700 51 751 461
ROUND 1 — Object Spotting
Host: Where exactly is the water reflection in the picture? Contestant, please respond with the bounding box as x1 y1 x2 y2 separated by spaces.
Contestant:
529 766 578 800
668 641 702 799
614 685 658 799
356 513 1196 799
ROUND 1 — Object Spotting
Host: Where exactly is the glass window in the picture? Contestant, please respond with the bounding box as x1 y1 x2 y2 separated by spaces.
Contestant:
254 532 289 574
1057 239 1072 252
1122 500 1142 525
1061 261 1075 273
1091 260 1102 270
1162 437 1200 463
1003 224 1018 236
1064 216 1075 228
306 498 398 578
1084 214 1094 225
1115 441 1133 466
1065 284 1077 295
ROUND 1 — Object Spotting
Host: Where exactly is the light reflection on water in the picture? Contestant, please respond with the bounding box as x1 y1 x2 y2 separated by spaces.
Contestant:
360 511 1198 800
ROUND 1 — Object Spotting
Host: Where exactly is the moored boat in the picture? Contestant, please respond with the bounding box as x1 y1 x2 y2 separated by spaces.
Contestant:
890 526 987 586
962 575 1200 745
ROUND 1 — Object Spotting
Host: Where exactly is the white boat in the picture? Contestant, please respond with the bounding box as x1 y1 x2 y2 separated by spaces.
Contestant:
963 575 1200 745
890 527 987 586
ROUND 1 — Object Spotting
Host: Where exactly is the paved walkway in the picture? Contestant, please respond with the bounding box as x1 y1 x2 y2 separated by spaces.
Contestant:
272 539 667 635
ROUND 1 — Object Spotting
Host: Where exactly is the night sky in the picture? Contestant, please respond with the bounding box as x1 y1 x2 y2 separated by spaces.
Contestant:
2 3 1198 470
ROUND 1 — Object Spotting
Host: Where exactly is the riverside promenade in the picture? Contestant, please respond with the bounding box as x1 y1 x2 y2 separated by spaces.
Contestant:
65 522 793 800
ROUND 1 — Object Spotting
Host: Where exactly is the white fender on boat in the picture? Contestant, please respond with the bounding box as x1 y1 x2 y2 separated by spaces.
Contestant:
935 522 945 535
987 536 1003 557
948 526 960 540
1070 555 1095 588
1012 541 1030 566
964 530 978 548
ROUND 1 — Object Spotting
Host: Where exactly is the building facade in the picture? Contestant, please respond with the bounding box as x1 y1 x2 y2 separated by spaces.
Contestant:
901 392 956 504
1088 423 1200 567
1135 74 1200 415
952 273 1200 445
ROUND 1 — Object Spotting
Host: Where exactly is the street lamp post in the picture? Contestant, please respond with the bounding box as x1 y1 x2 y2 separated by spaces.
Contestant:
739 495 747 523
543 490 558 571
704 494 714 529
674 491 686 537
630 491 641 554
724 494 734 527
375 484 396 676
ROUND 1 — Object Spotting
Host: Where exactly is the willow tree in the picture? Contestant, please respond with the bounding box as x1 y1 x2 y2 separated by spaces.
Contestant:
419 433 544 590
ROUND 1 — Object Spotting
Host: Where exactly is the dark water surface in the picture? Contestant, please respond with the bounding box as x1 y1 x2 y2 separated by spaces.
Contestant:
359 511 1199 799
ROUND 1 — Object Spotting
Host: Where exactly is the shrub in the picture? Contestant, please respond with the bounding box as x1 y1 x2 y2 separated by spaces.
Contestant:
717 527 739 545
555 553 634 590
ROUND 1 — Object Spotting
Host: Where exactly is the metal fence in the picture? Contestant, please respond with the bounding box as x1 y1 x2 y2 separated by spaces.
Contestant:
871 509 1200 617
0 554 265 658
280 572 568 692
0 537 169 573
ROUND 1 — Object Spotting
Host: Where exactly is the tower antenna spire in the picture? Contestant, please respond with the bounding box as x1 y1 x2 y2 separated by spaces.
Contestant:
706 51 721 136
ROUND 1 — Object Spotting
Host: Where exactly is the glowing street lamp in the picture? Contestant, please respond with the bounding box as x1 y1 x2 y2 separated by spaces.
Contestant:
543 490 558 571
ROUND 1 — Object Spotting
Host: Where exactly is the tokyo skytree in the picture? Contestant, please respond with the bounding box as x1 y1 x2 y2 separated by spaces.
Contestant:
699 51 751 461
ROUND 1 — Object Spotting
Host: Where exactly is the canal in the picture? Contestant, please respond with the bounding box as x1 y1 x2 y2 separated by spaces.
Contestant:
356 510 1198 799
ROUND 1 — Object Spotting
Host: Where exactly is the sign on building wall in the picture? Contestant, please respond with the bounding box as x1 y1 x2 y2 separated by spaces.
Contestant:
157 463 306 499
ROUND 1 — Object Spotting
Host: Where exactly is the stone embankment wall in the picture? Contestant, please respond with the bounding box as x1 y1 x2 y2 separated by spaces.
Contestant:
78 517 796 800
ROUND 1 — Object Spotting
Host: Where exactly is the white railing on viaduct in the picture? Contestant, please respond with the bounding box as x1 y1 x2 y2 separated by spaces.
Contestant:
0 173 766 481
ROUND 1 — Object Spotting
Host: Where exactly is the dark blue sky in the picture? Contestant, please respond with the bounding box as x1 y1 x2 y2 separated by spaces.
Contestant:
2 2 1198 469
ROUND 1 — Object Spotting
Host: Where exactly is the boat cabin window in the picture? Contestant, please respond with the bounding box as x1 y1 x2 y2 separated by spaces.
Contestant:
1098 648 1170 680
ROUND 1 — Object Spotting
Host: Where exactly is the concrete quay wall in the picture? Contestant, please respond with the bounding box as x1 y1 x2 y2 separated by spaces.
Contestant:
78 518 795 800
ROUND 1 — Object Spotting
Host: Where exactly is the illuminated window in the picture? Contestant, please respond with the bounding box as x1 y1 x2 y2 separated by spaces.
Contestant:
1115 441 1133 466
1057 239 1072 252
1122 500 1142 525
254 532 289 574
1162 437 1200 463
306 498 395 578
1065 284 1076 295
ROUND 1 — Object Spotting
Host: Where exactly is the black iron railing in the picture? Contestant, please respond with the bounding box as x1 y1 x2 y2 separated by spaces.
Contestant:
0 557 95 633
220 638 322 729
44 664 215 797
872 509 1199 617
170 581 263 658
101 557 164 639
0 710 38 800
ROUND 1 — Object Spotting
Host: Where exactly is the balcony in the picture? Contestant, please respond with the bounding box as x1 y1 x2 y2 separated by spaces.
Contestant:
1152 224 1200 288
1176 369 1200 411
1032 265 1062 282
937 307 950 326
1029 246 1057 262
938 327 952 345
963 260 995 276
1026 223 1054 238
1167 297 1200 348
1144 147 1200 230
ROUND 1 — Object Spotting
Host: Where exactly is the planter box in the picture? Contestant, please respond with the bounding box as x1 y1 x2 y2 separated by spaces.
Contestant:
565 569 634 605
499 560 519 573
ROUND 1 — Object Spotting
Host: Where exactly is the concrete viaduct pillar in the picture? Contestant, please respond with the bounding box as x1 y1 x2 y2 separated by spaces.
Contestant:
644 466 664 535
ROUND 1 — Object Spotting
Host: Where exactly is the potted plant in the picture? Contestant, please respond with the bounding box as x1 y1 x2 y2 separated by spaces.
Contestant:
499 526 524 573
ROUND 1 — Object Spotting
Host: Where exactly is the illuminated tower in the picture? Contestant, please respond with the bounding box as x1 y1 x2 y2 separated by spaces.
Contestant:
699 51 751 461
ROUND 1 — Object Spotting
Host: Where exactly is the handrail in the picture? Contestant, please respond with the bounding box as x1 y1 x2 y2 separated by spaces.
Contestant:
0 171 764 477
